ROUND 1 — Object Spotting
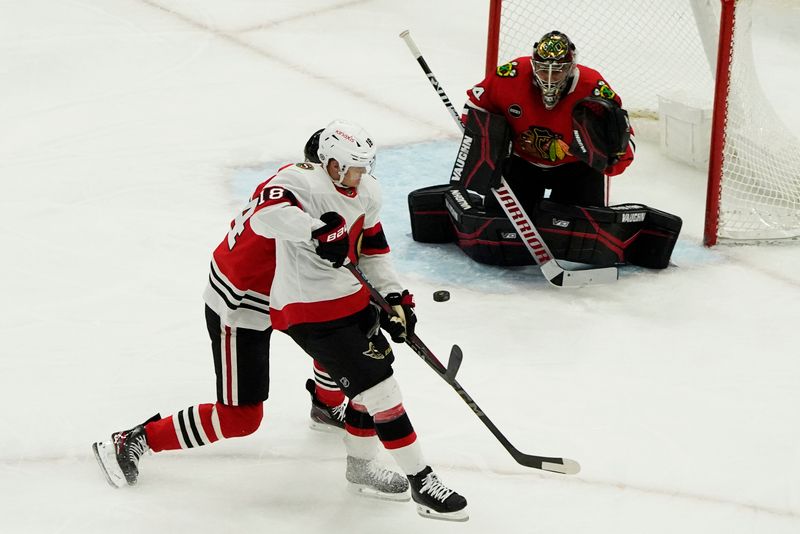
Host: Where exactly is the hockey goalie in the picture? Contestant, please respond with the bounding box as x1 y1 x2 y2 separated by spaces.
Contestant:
409 104 682 269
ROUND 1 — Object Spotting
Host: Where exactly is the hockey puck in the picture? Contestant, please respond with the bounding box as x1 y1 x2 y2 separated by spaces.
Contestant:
433 290 450 302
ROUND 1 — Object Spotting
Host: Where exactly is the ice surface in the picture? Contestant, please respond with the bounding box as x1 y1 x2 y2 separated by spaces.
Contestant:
1 1 799 533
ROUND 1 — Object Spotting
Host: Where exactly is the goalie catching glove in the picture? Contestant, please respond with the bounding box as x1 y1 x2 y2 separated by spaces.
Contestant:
312 211 349 268
570 96 631 173
380 290 417 342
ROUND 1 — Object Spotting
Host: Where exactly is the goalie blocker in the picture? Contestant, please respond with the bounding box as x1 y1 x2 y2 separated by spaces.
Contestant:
408 108 681 269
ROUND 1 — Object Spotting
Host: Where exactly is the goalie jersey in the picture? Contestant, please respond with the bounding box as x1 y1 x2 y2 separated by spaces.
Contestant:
466 58 635 176
211 162 402 332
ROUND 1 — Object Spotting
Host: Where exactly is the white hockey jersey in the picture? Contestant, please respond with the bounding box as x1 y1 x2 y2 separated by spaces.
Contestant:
222 162 402 331
202 166 289 331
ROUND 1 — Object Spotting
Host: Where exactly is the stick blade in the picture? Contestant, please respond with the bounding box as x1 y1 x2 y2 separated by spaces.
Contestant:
445 345 463 382
540 458 581 475
543 261 618 288
514 451 581 474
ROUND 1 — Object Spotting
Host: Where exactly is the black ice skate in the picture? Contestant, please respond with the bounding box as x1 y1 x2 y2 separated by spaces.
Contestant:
345 456 410 501
305 379 346 433
407 466 468 522
92 414 160 488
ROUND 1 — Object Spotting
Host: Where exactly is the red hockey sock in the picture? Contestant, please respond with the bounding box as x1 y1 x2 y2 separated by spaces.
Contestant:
145 402 263 452
313 361 345 407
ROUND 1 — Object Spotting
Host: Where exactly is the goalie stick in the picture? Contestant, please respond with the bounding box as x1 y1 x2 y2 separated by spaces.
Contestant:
346 262 580 475
399 30 618 288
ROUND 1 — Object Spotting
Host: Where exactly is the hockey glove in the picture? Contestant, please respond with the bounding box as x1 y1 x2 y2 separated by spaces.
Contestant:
570 96 631 173
380 290 417 343
311 212 349 268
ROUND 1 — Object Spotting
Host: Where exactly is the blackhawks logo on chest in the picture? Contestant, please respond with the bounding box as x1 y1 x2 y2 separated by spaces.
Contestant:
519 126 571 162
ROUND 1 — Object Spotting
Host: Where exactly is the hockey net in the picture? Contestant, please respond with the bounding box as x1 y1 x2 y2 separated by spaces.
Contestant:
486 0 800 245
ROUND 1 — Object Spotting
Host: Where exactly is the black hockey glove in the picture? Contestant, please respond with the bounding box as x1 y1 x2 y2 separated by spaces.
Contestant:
570 96 631 173
311 212 349 268
380 290 417 343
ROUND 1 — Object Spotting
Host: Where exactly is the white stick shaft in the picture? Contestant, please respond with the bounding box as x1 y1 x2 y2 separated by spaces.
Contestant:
399 30 422 59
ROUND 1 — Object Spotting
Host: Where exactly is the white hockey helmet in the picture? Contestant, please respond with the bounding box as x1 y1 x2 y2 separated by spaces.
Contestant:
317 119 376 185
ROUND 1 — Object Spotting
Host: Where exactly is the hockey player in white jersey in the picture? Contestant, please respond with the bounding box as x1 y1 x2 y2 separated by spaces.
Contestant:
91 120 467 521
255 120 468 521
302 128 351 433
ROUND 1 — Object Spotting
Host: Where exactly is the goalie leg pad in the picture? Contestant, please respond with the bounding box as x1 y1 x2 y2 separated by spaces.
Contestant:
535 201 682 268
445 187 536 266
408 184 455 243
450 108 513 194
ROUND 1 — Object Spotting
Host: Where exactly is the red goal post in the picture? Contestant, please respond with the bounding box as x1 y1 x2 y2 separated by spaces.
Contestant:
484 0 800 246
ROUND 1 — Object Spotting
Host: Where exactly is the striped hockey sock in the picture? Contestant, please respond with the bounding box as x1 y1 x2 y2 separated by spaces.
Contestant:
145 402 263 452
313 361 345 407
374 404 426 476
344 402 379 459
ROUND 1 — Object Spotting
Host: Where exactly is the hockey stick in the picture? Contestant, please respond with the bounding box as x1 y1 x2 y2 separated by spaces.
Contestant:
346 262 580 475
399 30 618 287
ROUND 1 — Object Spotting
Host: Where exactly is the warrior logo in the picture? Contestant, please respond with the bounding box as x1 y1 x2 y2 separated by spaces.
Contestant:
495 187 552 264
508 104 522 118
552 218 570 228
296 162 313 170
519 126 570 162
451 135 473 182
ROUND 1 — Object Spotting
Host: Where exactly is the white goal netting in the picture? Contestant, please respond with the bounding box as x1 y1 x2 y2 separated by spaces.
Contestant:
491 0 800 242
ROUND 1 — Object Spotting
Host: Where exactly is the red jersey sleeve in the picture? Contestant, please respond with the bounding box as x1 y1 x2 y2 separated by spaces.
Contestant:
466 70 501 114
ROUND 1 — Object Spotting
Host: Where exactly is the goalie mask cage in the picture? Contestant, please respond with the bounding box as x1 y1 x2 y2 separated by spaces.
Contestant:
485 0 800 246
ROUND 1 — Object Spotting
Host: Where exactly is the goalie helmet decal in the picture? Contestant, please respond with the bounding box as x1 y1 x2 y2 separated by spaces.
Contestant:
534 32 573 61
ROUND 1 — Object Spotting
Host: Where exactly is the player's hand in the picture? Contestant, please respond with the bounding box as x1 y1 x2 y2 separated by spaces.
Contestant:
380 290 417 342
312 212 349 268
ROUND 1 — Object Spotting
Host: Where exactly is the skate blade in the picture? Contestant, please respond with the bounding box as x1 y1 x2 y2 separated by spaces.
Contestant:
309 420 344 434
347 482 411 502
92 441 126 489
415 504 469 522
